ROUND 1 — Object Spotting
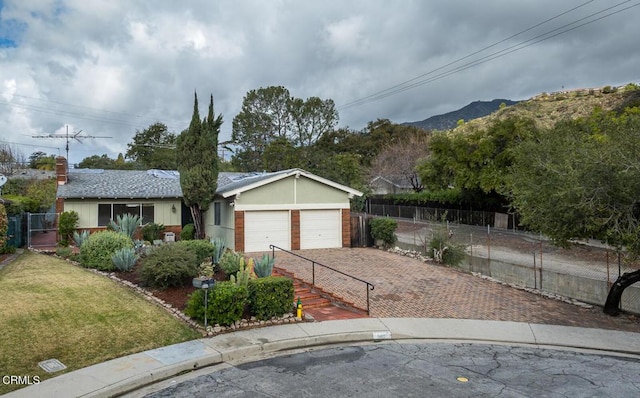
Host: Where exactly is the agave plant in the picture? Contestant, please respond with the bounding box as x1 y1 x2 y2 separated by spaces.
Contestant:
253 254 275 278
210 237 227 266
108 213 141 240
72 230 90 248
111 247 139 272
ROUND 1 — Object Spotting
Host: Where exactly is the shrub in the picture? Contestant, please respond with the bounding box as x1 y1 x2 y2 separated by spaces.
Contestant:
180 223 195 240
55 247 73 259
58 211 79 246
111 247 138 272
72 230 90 248
0 244 16 254
108 213 141 240
175 239 215 265
79 230 133 271
219 250 243 277
141 223 165 242
185 281 248 326
429 230 466 267
0 203 7 249
253 254 275 278
248 277 294 320
370 217 398 247
137 244 198 289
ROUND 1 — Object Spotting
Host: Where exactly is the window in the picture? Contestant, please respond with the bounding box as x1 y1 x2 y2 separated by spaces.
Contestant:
214 202 221 226
97 203 155 226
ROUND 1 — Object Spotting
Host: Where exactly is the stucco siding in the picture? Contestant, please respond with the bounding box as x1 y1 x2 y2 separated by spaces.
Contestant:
296 177 350 204
154 201 182 226
64 201 98 229
234 176 350 207
235 177 295 205
205 198 235 248
63 199 181 229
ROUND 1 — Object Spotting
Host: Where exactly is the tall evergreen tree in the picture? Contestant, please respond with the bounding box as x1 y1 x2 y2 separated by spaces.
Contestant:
177 92 222 239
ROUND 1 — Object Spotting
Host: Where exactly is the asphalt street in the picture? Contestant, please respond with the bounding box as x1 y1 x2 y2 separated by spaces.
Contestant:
137 342 640 397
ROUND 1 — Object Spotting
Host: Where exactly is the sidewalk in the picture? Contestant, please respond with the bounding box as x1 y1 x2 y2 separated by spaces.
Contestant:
6 318 640 398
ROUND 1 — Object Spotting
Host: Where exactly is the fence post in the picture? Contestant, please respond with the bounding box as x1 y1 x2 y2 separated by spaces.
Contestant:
27 212 31 248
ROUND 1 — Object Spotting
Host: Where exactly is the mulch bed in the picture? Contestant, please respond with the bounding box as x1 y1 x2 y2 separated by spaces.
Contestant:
114 266 228 311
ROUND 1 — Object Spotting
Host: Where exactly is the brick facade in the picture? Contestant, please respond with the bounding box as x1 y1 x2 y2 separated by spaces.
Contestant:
55 156 67 185
291 210 300 250
342 208 351 248
234 210 245 252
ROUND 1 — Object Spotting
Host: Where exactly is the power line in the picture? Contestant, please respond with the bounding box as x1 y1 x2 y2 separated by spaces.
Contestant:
0 140 60 151
340 0 597 109
339 0 638 110
0 91 142 118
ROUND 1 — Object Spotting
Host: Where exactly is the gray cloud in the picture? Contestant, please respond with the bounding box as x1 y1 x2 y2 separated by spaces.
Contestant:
0 0 638 164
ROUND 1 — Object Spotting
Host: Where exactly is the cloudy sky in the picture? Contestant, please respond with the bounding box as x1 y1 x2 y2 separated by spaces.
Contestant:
0 0 638 165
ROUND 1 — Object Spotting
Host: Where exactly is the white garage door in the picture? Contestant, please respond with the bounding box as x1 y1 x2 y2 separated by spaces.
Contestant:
244 211 290 252
300 210 342 249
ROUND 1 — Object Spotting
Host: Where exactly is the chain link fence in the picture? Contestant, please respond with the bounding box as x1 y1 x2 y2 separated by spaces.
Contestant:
366 204 640 315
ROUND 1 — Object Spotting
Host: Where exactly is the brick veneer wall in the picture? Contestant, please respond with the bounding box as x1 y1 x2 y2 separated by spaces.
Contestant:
342 208 351 247
234 210 245 252
290 210 300 250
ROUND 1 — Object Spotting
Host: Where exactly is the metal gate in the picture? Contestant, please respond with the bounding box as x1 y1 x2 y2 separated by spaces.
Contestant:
27 212 58 248
6 214 25 248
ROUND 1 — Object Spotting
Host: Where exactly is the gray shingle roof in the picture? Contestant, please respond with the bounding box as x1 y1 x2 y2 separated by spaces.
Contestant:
56 169 289 199
57 170 183 199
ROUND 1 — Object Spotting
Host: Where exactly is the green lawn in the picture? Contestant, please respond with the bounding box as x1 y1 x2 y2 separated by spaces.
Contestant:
0 251 201 395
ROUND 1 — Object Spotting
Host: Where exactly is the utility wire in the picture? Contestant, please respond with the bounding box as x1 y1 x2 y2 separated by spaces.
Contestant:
339 0 638 110
0 91 142 118
340 0 597 109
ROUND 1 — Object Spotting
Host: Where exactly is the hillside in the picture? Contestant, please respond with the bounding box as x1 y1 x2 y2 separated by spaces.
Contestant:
454 84 640 134
403 99 519 131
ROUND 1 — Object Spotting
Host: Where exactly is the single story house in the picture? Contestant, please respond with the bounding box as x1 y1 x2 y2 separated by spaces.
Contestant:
55 157 362 252
369 175 415 195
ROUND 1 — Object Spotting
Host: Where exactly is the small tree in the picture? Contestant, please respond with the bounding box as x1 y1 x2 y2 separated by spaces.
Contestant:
58 211 79 246
370 217 398 248
177 93 222 239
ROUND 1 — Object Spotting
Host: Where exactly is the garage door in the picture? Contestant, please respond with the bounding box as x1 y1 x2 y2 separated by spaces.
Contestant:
300 210 342 249
244 211 290 252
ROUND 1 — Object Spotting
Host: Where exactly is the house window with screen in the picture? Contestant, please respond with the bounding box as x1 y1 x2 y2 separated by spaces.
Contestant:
214 202 221 226
98 203 154 226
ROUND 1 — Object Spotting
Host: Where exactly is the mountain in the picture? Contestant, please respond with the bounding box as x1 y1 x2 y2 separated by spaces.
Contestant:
403 99 520 131
453 84 640 134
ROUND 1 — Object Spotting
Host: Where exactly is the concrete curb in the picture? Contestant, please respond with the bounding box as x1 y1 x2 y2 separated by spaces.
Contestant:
5 318 640 398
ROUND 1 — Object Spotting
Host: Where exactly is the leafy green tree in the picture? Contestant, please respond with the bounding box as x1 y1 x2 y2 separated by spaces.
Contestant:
126 122 177 169
232 86 292 171
28 151 56 170
77 154 117 169
262 137 301 171
417 117 537 195
509 108 640 255
231 86 340 171
26 178 57 211
177 93 221 240
289 96 339 147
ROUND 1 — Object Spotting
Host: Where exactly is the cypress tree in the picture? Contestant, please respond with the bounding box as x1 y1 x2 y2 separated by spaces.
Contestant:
177 92 222 239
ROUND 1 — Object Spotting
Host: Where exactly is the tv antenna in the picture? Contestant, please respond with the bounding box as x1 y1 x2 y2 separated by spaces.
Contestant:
32 125 112 161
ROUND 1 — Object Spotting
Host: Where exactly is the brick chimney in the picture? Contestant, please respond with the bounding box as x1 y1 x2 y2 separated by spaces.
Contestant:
56 156 68 185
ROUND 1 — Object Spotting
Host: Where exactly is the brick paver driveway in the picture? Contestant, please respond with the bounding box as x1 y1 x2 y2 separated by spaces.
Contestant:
269 247 640 333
